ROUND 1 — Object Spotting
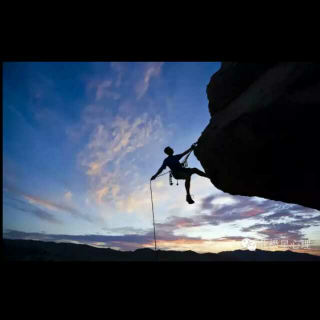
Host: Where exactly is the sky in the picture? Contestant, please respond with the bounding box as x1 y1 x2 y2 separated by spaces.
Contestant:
3 62 320 256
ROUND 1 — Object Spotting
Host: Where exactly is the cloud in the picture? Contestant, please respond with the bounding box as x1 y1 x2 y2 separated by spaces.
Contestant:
86 74 121 102
78 110 167 208
199 194 319 225
201 194 239 210
95 80 121 101
198 194 269 225
241 223 308 241
23 194 92 221
135 62 164 100
102 226 143 233
31 208 62 224
66 104 113 142
64 191 73 201
211 236 255 242
4 225 320 255
262 210 293 222
2 228 207 252
219 198 320 241
110 62 125 87
114 181 171 215
146 193 320 245
3 196 62 225
8 104 25 118
156 216 205 232
66 63 172 216
80 113 162 175
1 228 156 251
96 80 112 99
3 181 98 223
24 194 58 211
33 107 64 128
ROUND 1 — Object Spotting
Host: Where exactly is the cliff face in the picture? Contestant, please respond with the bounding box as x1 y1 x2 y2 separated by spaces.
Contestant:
195 62 320 210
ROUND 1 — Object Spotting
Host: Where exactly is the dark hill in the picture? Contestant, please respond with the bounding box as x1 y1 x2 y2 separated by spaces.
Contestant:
3 239 320 261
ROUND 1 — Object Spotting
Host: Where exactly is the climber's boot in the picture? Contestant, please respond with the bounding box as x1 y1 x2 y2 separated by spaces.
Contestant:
186 194 194 204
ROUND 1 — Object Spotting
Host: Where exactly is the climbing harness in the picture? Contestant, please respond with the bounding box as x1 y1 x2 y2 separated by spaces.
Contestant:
149 142 198 261
169 143 197 186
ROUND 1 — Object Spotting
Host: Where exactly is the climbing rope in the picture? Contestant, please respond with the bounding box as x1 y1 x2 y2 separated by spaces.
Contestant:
149 169 174 261
181 148 194 168
149 180 158 261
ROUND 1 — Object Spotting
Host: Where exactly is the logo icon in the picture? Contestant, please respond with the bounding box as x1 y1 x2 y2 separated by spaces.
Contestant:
241 238 257 251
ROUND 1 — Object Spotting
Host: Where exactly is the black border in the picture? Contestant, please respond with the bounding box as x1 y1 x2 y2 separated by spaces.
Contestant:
2 45 319 298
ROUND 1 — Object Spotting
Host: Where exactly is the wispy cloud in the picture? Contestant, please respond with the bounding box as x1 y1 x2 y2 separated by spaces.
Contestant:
111 62 125 87
241 212 320 241
146 194 320 243
197 194 320 242
197 194 269 225
66 104 113 142
66 64 173 214
87 74 121 102
95 80 121 101
64 191 73 201
241 223 308 241
78 110 167 207
3 181 98 223
2 228 206 252
135 62 164 100
3 198 62 225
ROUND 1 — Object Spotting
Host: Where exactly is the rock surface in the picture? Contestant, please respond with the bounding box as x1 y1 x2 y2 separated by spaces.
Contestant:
195 62 320 210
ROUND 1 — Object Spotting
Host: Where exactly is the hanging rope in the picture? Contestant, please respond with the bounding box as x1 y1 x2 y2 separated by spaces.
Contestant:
150 170 171 261
149 180 158 261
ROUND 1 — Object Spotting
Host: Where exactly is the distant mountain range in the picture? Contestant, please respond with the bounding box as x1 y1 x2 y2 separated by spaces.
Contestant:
3 239 320 261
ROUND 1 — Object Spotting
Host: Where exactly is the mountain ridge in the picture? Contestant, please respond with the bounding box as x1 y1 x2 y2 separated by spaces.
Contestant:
3 239 320 261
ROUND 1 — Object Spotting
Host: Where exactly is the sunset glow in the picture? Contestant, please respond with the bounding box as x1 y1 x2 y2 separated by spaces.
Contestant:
3 62 320 256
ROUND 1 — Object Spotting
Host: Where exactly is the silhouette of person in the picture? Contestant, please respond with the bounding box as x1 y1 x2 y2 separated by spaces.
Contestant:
151 145 209 204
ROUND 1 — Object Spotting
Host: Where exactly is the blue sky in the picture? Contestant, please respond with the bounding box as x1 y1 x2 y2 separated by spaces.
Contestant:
3 62 320 254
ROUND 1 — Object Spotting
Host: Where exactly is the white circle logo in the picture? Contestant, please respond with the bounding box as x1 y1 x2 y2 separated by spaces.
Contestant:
241 238 256 251
241 238 251 248
247 241 257 251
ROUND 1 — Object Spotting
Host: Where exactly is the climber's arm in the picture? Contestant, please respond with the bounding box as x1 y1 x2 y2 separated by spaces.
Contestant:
176 145 195 160
151 161 166 180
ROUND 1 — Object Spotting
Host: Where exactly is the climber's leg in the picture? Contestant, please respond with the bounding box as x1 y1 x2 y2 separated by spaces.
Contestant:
185 176 194 204
190 167 209 178
185 176 191 196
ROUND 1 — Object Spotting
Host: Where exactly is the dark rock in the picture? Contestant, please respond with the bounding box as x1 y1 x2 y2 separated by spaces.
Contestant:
195 62 320 210
206 62 278 116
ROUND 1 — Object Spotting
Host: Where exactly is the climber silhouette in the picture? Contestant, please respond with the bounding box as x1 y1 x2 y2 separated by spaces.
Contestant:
151 145 209 204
